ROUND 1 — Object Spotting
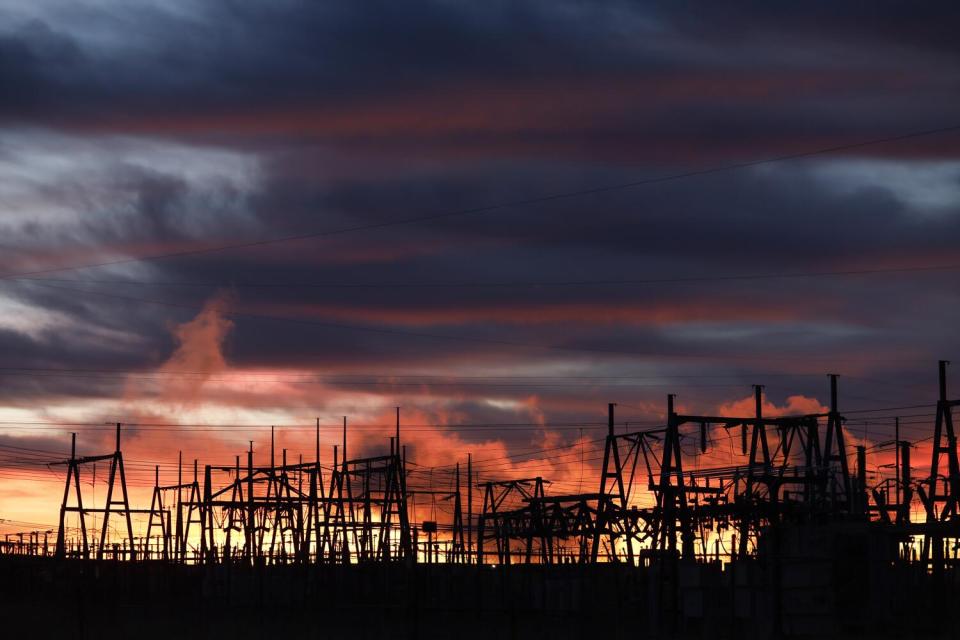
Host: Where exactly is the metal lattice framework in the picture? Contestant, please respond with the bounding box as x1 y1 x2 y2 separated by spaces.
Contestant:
3 362 957 572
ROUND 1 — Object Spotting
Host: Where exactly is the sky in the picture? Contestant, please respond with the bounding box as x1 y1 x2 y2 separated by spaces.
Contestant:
1 1 959 537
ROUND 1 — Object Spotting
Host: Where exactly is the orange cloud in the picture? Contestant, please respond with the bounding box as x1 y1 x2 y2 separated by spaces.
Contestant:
119 292 234 419
717 393 829 418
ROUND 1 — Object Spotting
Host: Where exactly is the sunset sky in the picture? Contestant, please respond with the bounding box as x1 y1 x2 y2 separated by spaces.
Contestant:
1 1 960 534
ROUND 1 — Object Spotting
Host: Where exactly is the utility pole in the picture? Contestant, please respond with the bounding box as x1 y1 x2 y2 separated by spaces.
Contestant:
468 452 473 563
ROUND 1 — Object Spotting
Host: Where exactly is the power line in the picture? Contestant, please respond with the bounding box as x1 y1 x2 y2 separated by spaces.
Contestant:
15 261 960 290
0 403 938 431
25 280 939 365
0 370 774 390
842 403 936 414
0 367 818 379
2 123 957 281
0 417 652 432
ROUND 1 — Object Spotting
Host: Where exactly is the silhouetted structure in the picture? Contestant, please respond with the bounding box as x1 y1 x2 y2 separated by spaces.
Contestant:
4 361 960 637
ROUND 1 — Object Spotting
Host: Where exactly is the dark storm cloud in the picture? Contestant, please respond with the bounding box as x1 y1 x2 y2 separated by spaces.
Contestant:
8 149 959 369
0 279 183 403
0 1 661 121
256 156 960 271
2 0 958 158
0 0 958 435
0 141 259 278
662 1 960 56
